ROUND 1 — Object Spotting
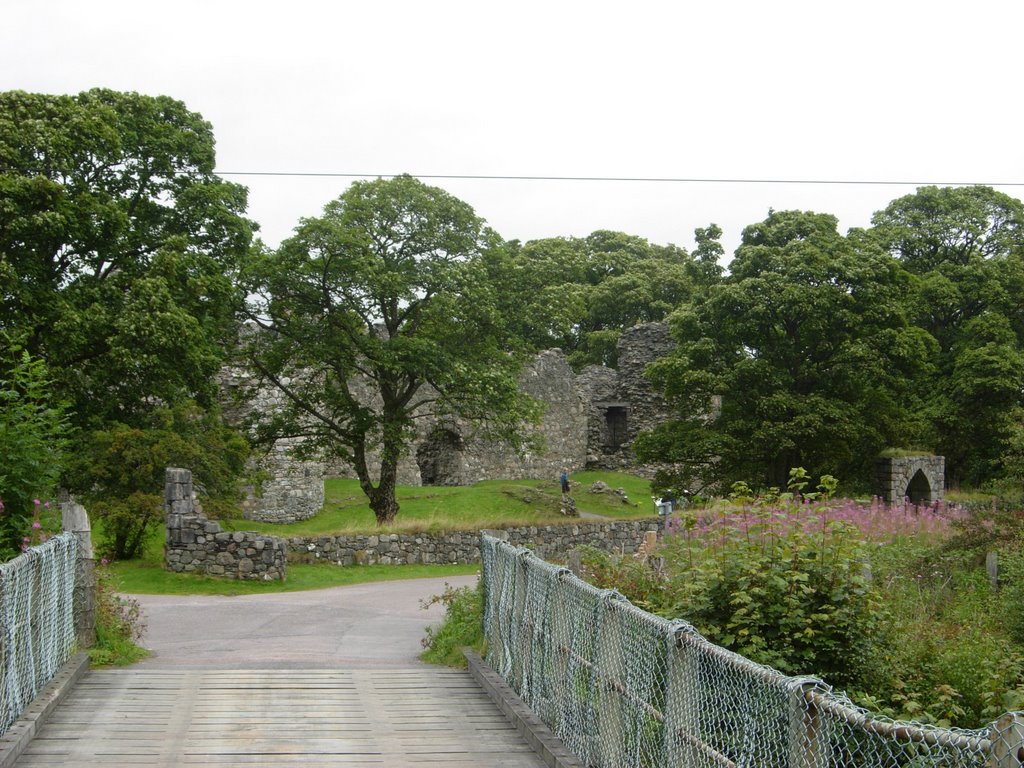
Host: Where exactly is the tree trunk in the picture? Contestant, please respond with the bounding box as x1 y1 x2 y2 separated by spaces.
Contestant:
369 478 399 526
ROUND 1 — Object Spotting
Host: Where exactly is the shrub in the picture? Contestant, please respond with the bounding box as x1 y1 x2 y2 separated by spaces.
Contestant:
583 471 888 691
68 401 250 559
90 560 149 666
662 504 884 690
866 550 1024 726
0 345 69 560
420 580 484 667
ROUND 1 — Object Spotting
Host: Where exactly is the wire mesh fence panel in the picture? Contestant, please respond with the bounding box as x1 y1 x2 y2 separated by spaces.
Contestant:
480 534 1018 768
0 533 78 735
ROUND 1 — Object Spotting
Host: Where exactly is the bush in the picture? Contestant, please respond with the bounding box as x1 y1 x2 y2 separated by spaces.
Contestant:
865 547 1024 726
68 401 250 559
581 472 887 691
0 345 69 560
90 560 149 666
420 581 484 667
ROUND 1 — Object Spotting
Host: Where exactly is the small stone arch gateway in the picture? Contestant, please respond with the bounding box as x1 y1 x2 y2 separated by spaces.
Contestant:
873 455 945 504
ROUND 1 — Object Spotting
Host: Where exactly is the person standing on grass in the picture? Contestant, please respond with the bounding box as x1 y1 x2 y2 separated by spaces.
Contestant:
560 468 570 494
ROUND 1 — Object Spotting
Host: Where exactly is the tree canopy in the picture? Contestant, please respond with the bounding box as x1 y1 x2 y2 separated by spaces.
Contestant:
871 186 1024 484
0 89 256 554
243 175 537 524
636 210 934 492
486 229 707 368
0 89 255 429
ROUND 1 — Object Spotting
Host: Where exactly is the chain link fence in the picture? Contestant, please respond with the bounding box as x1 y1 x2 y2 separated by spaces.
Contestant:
481 534 1024 768
0 533 79 735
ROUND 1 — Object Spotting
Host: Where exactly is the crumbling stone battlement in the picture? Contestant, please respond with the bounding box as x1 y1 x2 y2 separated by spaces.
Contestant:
164 467 287 580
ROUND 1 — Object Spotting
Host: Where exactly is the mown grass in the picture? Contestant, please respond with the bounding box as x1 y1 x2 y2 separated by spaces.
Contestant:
231 470 654 537
104 520 478 596
101 470 650 597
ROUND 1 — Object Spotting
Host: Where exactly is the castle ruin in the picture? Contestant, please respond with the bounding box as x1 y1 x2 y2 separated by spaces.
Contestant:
229 322 675 522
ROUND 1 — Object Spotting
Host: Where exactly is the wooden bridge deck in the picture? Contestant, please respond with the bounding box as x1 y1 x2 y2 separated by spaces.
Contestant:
14 667 547 767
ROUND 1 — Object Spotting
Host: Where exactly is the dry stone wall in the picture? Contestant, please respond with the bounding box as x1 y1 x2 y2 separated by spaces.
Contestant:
164 468 288 580
288 517 664 566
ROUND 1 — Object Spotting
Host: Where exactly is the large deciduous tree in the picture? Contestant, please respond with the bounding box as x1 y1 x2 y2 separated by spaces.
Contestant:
243 175 536 525
0 90 256 552
636 210 933 492
870 186 1024 485
0 89 254 429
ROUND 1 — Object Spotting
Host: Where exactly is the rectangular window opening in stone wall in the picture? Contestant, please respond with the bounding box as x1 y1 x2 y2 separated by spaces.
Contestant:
603 405 628 451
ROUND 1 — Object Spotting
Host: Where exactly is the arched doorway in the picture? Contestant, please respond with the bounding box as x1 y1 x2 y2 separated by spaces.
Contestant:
906 468 932 503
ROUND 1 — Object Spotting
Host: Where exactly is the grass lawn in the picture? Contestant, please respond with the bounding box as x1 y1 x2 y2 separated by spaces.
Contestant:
104 470 652 596
230 470 655 538
106 523 479 595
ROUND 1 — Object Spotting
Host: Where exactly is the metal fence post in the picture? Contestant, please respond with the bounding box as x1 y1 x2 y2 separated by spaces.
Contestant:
61 501 94 649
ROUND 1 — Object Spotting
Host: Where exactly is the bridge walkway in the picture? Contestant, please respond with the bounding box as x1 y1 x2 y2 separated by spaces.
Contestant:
12 575 546 767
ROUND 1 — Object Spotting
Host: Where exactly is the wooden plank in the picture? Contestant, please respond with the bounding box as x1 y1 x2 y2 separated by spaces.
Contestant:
14 668 548 768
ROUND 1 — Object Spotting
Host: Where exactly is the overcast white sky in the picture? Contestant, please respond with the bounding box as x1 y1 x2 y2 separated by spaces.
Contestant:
3 0 1023 260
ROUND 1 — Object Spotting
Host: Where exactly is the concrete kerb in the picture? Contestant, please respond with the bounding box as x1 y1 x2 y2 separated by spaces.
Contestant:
464 648 584 768
0 652 90 768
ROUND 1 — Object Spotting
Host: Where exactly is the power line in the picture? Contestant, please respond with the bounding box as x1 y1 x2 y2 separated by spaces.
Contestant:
212 171 1024 187
5 165 1022 187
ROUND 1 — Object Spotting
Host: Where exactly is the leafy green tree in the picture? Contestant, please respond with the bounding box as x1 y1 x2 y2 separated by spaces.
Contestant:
486 229 701 369
871 186 1024 484
637 210 933 491
0 90 256 551
0 343 69 559
0 89 255 430
66 402 251 559
243 175 537 525
481 236 590 354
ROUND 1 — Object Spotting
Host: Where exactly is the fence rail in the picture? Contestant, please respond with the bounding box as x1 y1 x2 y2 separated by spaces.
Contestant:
0 533 79 735
480 534 1024 768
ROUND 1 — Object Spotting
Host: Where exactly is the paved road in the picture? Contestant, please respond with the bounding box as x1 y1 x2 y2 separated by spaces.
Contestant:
130 574 480 668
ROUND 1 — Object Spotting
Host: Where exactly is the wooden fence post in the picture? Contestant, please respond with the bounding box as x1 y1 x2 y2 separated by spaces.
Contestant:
664 627 701 767
987 551 999 591
989 713 1024 768
594 595 627 768
789 678 824 768
61 500 95 649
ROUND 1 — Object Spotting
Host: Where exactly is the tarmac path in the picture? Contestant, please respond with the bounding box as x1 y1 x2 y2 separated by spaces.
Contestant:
129 574 480 669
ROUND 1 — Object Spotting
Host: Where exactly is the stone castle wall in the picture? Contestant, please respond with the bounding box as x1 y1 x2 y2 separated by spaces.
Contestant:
413 349 589 485
579 323 676 473
164 468 288 580
228 322 675 510
288 517 664 566
220 368 325 523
